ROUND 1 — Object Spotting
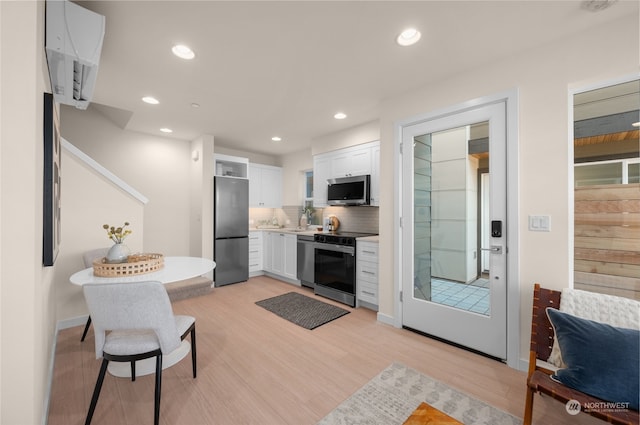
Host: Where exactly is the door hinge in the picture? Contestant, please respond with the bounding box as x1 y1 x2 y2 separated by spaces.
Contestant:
399 217 403 228
399 143 403 154
400 290 403 302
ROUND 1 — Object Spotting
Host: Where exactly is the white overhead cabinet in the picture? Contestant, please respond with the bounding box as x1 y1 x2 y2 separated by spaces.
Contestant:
249 163 282 208
331 145 372 177
312 156 331 208
370 144 380 206
313 141 380 207
215 153 248 178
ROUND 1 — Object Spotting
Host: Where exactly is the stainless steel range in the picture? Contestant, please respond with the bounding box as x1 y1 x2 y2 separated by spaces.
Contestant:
313 232 377 307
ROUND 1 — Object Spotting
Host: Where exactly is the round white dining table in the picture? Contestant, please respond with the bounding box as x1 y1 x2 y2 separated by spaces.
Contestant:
70 256 216 378
69 256 216 285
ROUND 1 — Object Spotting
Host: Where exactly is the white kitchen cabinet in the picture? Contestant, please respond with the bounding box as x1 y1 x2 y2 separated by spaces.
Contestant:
262 231 298 283
370 143 380 206
215 153 248 178
313 155 330 208
270 233 285 275
263 231 273 273
283 234 297 281
357 240 379 309
249 231 263 276
249 163 282 208
331 145 372 178
313 141 380 207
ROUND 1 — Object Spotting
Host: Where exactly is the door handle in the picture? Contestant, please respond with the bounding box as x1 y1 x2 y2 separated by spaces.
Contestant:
481 246 503 254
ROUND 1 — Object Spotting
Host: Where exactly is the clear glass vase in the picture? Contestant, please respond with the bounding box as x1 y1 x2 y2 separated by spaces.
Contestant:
106 243 130 263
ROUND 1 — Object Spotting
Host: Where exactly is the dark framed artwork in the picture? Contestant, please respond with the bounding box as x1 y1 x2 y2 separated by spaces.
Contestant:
43 92 61 266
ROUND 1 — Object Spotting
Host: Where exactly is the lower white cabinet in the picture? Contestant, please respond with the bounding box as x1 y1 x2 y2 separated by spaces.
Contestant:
249 231 263 276
261 231 298 283
283 234 297 281
357 240 379 308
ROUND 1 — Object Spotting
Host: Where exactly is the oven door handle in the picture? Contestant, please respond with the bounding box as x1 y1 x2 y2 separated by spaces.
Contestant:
315 244 355 256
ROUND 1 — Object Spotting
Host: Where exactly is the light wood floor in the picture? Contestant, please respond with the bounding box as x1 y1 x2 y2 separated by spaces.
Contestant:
47 276 601 425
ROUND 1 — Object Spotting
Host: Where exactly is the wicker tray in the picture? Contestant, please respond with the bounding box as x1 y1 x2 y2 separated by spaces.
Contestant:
93 253 164 277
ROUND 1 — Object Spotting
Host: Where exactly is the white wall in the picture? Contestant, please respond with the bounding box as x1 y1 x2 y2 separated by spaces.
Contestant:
280 148 313 206
215 145 279 167
54 149 145 323
376 14 639 363
60 106 192 255
311 120 380 155
190 134 215 260
0 2 54 423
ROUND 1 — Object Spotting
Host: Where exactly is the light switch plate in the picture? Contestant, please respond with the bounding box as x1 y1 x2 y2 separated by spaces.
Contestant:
529 215 551 232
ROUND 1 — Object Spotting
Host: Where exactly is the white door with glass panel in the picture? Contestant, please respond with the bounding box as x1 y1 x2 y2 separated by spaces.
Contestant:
401 102 507 359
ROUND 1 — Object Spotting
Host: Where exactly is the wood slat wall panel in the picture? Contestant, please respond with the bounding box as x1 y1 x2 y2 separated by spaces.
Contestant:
574 236 640 251
575 259 640 278
574 184 640 201
574 282 640 300
574 184 640 299
574 224 640 239
574 271 640 291
574 212 640 226
575 199 640 213
575 247 640 265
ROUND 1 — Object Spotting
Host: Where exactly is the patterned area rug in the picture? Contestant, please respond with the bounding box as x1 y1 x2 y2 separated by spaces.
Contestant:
255 292 349 330
318 362 522 425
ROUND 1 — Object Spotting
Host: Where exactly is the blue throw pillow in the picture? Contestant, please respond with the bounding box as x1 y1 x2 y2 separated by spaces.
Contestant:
546 308 639 411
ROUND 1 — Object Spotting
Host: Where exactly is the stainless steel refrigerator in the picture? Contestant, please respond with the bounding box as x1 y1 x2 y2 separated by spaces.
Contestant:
214 176 249 286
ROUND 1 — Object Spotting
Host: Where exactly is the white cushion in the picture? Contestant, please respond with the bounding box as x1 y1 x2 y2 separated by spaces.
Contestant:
547 288 640 367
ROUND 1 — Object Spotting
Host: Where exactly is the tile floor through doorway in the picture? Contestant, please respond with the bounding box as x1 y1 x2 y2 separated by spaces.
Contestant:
430 278 490 315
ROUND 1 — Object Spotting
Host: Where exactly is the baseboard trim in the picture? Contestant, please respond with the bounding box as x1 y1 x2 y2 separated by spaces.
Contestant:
57 314 89 330
376 312 395 326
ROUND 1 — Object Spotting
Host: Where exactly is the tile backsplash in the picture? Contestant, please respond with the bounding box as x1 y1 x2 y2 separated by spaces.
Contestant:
249 205 379 234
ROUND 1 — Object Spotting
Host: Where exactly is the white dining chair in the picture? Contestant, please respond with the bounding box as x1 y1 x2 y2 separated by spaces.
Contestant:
80 248 108 342
82 281 197 425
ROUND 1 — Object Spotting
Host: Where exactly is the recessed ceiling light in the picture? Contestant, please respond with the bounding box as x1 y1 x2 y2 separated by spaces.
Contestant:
271 136 282 142
172 44 195 60
160 128 173 133
142 96 159 105
396 28 421 46
190 102 200 108
334 112 347 120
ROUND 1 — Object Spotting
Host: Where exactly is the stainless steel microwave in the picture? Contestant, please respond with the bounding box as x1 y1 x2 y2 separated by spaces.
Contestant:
327 175 370 206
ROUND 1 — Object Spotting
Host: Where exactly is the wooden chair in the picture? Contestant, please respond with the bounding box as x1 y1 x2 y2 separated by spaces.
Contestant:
523 283 639 425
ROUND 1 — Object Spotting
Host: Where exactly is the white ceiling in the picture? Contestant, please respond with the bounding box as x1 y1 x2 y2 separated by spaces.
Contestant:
74 0 637 156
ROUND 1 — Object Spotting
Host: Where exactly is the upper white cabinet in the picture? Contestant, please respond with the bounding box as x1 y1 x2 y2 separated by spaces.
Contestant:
249 163 282 208
370 144 380 206
313 141 380 207
331 145 372 178
313 156 331 208
215 153 248 178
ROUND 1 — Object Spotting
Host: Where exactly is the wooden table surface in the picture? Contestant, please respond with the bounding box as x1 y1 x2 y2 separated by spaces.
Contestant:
403 402 463 425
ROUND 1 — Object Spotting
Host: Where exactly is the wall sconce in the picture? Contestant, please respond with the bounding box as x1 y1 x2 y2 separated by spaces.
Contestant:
191 150 200 162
